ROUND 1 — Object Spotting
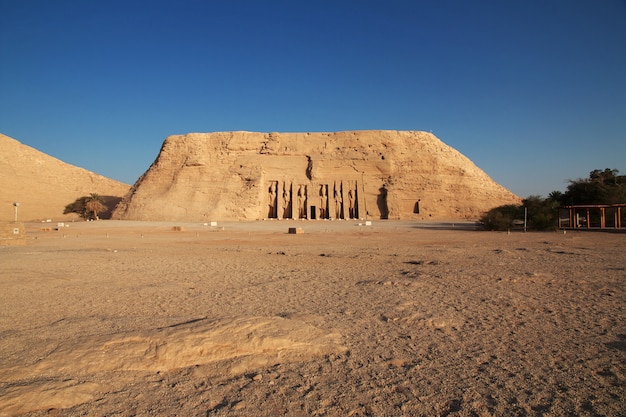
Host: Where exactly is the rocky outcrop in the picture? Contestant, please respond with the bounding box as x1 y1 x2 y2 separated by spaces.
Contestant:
0 134 130 222
113 130 520 221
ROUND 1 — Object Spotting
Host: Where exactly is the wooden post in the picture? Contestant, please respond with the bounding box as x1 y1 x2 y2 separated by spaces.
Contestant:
600 207 605 228
586 209 591 229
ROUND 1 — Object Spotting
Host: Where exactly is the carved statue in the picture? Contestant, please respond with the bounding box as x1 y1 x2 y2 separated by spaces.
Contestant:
297 185 306 219
348 186 356 219
334 182 343 219
282 182 291 219
268 182 277 218
319 184 328 219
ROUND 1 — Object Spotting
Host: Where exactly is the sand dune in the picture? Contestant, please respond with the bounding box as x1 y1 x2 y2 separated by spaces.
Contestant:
0 134 129 222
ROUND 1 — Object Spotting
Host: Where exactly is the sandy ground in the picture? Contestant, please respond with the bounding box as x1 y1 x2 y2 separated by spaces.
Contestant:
0 220 624 416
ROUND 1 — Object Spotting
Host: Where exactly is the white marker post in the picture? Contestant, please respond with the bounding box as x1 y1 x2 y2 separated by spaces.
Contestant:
524 207 527 233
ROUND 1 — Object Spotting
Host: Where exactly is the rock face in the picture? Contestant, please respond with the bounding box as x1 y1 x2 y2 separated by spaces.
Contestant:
0 134 130 222
113 131 520 221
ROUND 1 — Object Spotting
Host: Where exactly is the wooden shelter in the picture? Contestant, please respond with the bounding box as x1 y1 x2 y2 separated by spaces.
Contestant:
558 204 625 229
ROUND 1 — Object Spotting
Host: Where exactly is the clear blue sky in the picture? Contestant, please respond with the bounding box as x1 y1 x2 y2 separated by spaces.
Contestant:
1 0 625 197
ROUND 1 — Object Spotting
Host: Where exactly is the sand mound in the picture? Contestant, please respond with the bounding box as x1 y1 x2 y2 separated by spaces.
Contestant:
0 316 345 416
0 133 129 222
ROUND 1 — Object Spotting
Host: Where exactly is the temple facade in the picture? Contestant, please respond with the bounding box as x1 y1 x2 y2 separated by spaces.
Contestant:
265 180 362 220
112 131 520 221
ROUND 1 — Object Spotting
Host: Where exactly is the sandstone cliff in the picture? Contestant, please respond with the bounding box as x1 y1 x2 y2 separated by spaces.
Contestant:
113 131 520 221
0 134 130 222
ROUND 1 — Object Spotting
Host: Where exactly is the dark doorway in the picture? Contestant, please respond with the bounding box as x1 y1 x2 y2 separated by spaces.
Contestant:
310 206 317 220
414 199 420 214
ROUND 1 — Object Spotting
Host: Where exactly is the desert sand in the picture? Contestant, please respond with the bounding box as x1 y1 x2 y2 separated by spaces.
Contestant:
0 220 624 416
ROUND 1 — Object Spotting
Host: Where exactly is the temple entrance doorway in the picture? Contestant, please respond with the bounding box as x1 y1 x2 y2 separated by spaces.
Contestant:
310 206 317 220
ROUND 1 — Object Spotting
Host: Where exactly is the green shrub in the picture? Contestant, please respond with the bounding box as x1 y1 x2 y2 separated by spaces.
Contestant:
479 204 523 231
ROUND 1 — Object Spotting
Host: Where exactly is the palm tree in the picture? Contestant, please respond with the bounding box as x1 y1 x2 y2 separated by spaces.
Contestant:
547 190 563 205
84 193 105 220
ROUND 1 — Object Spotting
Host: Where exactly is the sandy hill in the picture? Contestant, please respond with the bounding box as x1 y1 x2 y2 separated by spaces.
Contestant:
0 134 130 222
113 130 520 221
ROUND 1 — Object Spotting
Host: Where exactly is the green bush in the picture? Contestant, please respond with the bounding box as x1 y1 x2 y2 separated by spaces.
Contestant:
479 198 558 231
479 204 523 231
480 168 624 231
